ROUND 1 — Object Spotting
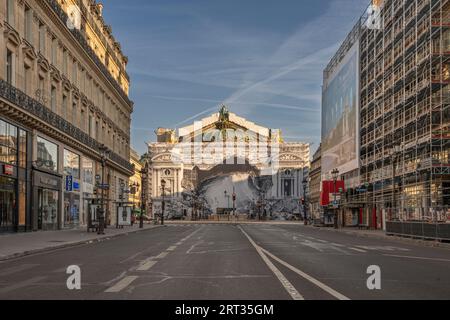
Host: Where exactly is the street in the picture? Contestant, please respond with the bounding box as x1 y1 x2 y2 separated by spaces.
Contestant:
0 223 449 300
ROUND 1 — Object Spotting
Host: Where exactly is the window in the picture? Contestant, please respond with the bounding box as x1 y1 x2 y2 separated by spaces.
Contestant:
64 149 80 178
82 158 94 185
72 101 78 127
24 64 30 94
51 37 57 65
39 22 46 53
62 49 68 75
6 50 14 85
36 136 58 172
24 5 32 42
62 94 67 119
6 0 15 26
88 115 93 137
0 119 18 164
72 60 77 84
51 86 56 112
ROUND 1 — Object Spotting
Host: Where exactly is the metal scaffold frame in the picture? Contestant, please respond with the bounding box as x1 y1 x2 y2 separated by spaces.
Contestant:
359 0 450 224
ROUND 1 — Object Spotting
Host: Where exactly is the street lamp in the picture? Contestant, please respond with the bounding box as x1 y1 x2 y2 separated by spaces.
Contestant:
97 144 110 235
161 179 166 225
302 177 308 225
140 165 147 229
331 168 340 229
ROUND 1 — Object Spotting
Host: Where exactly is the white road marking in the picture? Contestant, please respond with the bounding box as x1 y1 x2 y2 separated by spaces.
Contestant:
384 255 450 262
0 264 40 276
0 276 47 294
348 247 367 253
167 246 177 251
104 276 138 293
239 226 304 300
317 240 329 243
155 252 168 259
259 247 350 300
239 226 350 300
176 242 183 246
137 260 158 271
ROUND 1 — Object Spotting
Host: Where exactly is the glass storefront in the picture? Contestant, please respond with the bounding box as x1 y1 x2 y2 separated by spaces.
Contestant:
64 192 80 227
37 188 58 230
37 136 58 172
0 177 16 231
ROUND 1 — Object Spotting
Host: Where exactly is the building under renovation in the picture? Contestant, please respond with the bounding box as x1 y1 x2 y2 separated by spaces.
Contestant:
322 0 450 239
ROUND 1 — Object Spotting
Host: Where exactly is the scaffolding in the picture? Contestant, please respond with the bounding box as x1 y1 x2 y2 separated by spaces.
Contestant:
359 0 450 224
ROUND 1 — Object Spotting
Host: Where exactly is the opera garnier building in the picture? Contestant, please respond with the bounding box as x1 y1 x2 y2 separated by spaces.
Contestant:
146 106 310 220
0 0 133 232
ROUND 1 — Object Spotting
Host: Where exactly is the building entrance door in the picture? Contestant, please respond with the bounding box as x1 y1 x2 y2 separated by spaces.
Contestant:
0 177 16 231
37 188 59 230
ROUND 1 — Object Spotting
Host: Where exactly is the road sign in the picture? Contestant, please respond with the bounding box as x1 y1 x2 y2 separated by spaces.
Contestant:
65 176 73 192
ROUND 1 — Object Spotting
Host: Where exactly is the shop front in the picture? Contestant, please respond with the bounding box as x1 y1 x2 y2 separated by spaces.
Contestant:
63 149 81 229
0 118 30 233
32 170 61 231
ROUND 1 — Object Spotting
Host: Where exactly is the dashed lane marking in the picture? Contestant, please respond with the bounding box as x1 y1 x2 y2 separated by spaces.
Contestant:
239 226 304 300
155 252 169 259
348 247 367 253
167 246 177 251
137 260 158 271
104 276 138 293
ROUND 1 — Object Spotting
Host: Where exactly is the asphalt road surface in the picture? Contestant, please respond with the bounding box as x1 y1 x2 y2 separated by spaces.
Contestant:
0 223 449 300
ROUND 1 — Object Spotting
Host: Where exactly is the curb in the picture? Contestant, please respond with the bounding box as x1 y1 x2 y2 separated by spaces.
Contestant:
0 225 163 263
311 225 450 249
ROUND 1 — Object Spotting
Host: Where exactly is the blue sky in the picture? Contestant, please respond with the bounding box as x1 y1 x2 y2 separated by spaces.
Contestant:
103 0 369 156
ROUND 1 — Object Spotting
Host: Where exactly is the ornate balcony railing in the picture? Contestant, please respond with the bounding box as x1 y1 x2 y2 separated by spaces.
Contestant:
0 79 134 173
45 0 133 108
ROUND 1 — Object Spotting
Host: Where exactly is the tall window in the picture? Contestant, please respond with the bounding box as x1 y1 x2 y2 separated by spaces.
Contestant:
72 101 78 127
39 22 46 53
64 149 80 178
24 5 32 42
51 37 57 65
0 119 17 165
62 94 67 119
6 0 15 26
88 115 93 137
62 49 68 75
51 86 56 112
24 64 30 94
6 50 14 85
72 60 77 84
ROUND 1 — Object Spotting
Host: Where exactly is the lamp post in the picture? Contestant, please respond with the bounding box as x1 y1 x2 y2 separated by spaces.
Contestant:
161 179 166 225
392 145 402 221
140 166 147 229
302 177 308 225
98 144 110 235
331 168 340 229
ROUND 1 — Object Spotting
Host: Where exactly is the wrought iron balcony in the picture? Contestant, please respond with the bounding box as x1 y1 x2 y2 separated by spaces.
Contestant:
0 79 134 173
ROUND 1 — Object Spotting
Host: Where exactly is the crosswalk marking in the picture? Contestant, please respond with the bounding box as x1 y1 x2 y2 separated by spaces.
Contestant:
167 246 177 251
105 276 138 293
155 252 168 259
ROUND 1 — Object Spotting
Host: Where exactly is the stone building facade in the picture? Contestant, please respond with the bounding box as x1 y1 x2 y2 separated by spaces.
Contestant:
145 107 310 219
0 0 133 232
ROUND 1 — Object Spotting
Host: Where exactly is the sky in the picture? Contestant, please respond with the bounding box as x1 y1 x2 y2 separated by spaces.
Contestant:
103 0 369 156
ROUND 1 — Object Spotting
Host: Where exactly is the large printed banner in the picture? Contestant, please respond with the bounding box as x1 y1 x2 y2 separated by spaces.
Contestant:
321 42 359 181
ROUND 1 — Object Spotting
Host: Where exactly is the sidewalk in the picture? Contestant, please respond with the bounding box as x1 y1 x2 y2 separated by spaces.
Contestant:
0 224 161 262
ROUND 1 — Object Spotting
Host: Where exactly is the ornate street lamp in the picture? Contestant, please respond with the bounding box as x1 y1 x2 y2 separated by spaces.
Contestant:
97 144 110 235
161 179 166 225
